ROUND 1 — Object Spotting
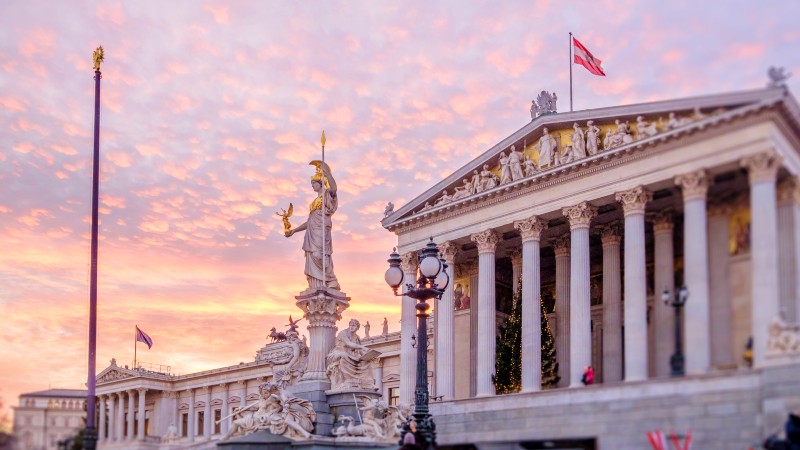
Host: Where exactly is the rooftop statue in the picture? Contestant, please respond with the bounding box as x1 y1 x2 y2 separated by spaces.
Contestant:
768 66 791 88
285 161 340 290
530 90 558 119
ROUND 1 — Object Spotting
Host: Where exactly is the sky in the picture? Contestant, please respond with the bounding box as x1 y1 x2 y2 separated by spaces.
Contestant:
1 0 799 424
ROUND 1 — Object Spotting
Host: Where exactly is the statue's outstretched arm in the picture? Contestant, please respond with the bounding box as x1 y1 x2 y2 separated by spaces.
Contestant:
286 220 308 237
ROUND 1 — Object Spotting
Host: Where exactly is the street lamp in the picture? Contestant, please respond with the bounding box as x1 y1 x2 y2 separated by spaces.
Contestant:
385 238 449 450
661 285 689 377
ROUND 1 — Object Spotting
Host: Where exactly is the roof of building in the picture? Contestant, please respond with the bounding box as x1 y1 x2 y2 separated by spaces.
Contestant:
382 86 800 231
20 389 87 399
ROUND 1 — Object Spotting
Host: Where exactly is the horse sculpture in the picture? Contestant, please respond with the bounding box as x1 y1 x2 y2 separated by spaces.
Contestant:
269 327 287 343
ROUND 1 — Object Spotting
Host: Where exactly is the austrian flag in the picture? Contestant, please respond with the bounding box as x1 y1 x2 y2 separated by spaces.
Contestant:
573 37 606 76
135 325 153 349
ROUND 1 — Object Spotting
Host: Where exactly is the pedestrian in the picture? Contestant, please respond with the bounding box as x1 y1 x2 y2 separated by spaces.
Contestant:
581 365 595 386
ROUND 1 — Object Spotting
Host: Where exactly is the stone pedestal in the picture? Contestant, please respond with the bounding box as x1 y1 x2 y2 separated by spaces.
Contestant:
295 288 350 381
325 389 382 430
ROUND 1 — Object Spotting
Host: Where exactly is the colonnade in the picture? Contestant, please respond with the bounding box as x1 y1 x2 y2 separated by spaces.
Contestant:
97 388 148 443
399 151 792 400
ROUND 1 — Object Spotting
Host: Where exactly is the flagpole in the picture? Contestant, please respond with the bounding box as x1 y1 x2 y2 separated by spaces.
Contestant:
134 326 138 369
569 32 573 112
320 131 326 290
84 46 104 450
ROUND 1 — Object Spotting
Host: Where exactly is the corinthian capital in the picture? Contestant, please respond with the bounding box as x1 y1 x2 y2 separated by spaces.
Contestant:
615 186 652 216
777 176 800 204
741 152 782 184
400 251 419 273
513 216 547 242
437 241 459 264
550 234 571 257
562 201 597 230
599 222 621 246
651 209 674 234
675 169 709 202
470 229 499 254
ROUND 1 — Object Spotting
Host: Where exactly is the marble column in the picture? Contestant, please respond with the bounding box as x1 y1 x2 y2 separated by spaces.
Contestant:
137 388 147 440
220 384 229 435
98 395 107 442
675 169 712 374
563 201 598 387
652 211 675 377
471 229 499 397
399 251 419 404
551 234 571 388
708 202 735 368
107 394 116 442
374 360 384 397
778 178 800 323
600 223 622 383
436 241 458 400
127 390 135 440
203 386 212 438
116 392 124 441
187 389 195 442
742 153 782 366
616 186 652 381
514 216 547 392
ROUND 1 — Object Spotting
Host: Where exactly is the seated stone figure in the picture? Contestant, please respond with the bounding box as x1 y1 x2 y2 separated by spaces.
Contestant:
326 319 377 390
223 382 315 441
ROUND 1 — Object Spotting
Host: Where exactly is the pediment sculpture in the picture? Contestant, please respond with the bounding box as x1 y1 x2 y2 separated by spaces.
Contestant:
411 108 721 215
530 90 558 119
98 369 134 383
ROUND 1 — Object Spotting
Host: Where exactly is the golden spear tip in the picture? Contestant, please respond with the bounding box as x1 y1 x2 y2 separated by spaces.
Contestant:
321 130 326 147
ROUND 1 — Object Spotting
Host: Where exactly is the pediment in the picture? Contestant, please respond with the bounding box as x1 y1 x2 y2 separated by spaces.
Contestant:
96 366 138 384
383 88 797 231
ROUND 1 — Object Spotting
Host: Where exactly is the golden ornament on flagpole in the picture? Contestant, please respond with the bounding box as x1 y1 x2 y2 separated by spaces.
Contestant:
92 46 104 71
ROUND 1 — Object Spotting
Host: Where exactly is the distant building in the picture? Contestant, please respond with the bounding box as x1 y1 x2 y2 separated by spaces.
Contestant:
12 389 86 450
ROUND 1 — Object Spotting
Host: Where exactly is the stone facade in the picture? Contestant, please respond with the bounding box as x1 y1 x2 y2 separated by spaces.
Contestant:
12 389 87 450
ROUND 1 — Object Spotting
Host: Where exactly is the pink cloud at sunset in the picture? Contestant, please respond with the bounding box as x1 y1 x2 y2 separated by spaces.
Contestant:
1 0 799 424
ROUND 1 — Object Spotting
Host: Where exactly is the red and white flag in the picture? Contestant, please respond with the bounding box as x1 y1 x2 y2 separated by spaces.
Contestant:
573 36 606 76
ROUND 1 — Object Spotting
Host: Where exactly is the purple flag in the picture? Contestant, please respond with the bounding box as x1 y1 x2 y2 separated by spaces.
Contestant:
135 326 153 349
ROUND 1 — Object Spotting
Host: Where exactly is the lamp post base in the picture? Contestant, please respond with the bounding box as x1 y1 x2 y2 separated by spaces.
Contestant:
669 353 685 377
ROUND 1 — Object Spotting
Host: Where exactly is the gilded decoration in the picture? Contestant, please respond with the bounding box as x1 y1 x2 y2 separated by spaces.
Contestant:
453 278 471 311
416 108 717 215
728 194 751 256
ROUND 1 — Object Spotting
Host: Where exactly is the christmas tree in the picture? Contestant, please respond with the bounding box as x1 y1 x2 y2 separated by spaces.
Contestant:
494 278 560 393
540 297 560 388
493 278 522 394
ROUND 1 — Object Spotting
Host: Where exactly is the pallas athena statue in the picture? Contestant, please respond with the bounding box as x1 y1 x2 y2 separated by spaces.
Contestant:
286 161 341 290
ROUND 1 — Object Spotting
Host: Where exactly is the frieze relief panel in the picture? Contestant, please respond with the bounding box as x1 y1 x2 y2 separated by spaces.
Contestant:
97 369 135 383
415 108 723 215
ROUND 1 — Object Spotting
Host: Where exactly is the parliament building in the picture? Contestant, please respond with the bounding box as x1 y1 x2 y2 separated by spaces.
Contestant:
81 85 800 450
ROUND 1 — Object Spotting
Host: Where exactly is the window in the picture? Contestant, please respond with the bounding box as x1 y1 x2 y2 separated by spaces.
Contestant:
181 413 188 437
214 410 221 434
197 411 205 436
388 387 400 406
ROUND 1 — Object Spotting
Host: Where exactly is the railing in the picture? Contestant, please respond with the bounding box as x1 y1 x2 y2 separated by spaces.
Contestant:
135 361 172 375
